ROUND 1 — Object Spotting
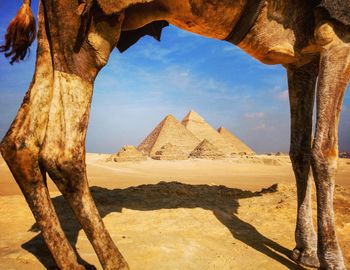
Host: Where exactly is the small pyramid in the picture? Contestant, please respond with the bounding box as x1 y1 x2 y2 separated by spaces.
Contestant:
152 143 188 160
189 139 225 159
182 110 237 154
111 145 147 162
218 126 255 155
138 115 200 157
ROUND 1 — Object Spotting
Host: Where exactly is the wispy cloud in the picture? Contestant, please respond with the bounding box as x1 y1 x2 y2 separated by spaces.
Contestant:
276 90 289 101
253 123 266 130
270 85 289 101
244 112 265 119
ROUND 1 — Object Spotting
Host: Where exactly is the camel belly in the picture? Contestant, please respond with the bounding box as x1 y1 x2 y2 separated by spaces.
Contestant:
236 5 299 65
122 0 245 40
238 41 298 65
164 0 245 40
122 0 314 65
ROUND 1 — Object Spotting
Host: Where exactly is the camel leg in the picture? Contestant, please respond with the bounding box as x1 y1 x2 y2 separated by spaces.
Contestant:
39 71 129 270
36 1 128 268
0 4 85 269
287 59 320 268
37 1 128 268
312 21 350 270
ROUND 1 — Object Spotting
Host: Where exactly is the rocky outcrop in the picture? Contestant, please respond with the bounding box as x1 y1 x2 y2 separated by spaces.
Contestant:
340 152 350 158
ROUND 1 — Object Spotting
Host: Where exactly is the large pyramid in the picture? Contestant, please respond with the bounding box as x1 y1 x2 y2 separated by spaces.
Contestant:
138 115 200 157
217 126 255 155
181 110 238 155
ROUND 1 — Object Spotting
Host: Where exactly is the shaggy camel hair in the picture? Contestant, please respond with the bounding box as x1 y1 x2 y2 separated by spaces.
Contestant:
1 0 349 269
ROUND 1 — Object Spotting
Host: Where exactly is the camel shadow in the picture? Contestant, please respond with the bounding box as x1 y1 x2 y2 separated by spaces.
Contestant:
22 181 306 270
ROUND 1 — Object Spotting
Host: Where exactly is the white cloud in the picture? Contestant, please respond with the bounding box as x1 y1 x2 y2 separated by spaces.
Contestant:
244 112 265 119
270 85 289 101
253 123 266 130
276 90 289 101
179 71 189 77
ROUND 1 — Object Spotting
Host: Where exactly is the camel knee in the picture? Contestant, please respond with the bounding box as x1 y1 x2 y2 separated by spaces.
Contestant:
311 146 338 178
1 134 23 158
290 149 311 165
0 134 43 186
314 22 337 47
1 134 37 165
39 148 85 193
289 146 312 173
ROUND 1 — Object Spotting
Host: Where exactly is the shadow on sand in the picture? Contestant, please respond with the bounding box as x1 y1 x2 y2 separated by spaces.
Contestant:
22 181 306 270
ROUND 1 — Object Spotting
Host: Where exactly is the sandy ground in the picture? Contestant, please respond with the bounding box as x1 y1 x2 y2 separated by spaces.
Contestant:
0 153 349 270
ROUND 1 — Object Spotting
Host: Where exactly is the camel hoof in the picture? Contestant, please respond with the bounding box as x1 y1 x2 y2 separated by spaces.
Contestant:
291 248 320 268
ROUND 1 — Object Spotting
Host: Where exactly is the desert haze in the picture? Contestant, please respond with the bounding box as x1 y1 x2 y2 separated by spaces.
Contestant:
0 153 349 270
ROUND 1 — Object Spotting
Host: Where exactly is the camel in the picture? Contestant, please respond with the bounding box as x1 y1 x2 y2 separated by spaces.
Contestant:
0 0 349 269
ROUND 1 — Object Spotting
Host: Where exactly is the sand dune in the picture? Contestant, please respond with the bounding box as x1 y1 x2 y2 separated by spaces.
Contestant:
0 153 349 269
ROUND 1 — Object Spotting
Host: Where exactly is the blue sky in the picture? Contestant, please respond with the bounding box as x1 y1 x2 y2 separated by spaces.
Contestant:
0 1 349 153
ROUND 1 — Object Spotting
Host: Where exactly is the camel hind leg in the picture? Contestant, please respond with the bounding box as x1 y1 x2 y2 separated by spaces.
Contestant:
0 4 85 269
312 19 350 270
287 58 320 268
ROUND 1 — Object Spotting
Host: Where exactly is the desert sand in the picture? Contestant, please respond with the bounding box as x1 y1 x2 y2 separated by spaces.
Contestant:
0 153 349 270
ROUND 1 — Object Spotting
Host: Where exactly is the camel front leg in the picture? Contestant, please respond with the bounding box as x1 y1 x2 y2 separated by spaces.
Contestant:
312 21 350 270
0 4 85 269
39 71 129 270
287 59 320 268
37 0 128 268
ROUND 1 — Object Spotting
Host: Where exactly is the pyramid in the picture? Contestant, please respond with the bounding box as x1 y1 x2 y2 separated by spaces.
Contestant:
181 110 237 155
111 145 147 162
138 115 200 157
189 139 225 159
152 143 188 160
217 126 255 155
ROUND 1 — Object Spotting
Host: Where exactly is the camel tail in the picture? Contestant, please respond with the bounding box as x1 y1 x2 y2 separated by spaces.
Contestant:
0 0 36 64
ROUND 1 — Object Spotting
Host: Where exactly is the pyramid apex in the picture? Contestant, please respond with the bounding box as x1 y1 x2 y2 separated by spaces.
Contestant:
164 114 176 120
138 113 200 156
161 114 178 123
182 110 205 124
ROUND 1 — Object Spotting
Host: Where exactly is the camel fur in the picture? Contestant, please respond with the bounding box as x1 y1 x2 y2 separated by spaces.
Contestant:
1 0 349 269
